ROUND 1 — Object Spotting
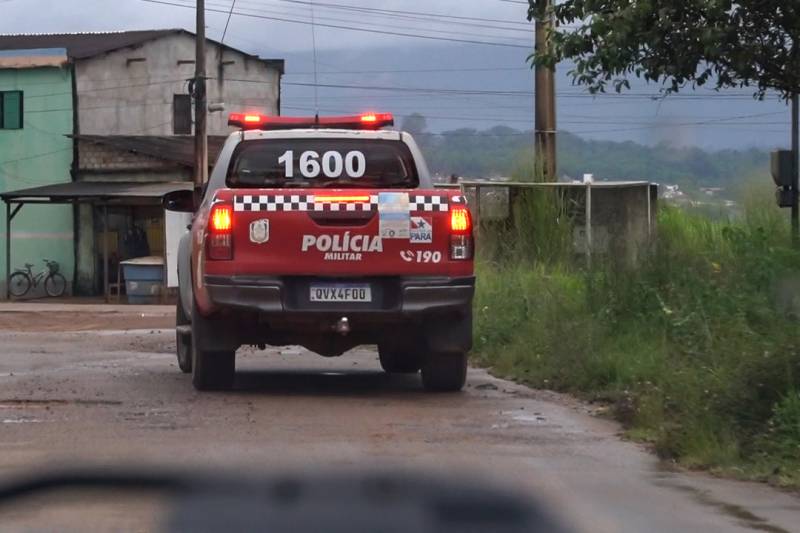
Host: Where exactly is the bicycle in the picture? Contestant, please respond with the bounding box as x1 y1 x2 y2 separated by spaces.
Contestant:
9 259 67 298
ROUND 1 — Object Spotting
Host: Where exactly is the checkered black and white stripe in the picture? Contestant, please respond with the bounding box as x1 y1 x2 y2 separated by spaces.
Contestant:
409 195 448 212
234 194 381 212
234 194 314 212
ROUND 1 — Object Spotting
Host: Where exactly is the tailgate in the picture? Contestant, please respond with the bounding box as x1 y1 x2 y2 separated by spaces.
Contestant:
209 188 471 278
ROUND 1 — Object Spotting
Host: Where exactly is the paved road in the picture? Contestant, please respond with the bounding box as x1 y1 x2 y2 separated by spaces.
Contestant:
0 305 798 532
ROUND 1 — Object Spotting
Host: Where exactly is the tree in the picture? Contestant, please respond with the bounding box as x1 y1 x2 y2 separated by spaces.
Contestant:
401 113 428 135
527 0 800 100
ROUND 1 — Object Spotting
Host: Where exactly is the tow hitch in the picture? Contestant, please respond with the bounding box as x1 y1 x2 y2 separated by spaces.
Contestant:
335 317 350 336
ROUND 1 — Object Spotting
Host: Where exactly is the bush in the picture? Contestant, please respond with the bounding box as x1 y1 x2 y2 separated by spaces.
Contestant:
473 189 800 486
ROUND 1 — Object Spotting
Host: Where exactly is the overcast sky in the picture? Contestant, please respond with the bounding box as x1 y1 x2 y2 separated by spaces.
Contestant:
0 0 531 53
0 0 793 152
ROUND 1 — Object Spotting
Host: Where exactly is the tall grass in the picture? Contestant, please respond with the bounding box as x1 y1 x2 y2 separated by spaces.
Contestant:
474 182 800 486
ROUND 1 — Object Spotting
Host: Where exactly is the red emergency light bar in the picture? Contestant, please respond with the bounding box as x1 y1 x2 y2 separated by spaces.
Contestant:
228 112 394 131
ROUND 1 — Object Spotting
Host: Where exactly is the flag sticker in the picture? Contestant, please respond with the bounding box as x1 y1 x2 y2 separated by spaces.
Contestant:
410 216 433 243
378 192 410 239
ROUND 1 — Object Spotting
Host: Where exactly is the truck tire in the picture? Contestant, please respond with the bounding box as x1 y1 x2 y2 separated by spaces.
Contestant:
191 301 235 391
378 346 421 374
176 300 192 374
421 352 467 392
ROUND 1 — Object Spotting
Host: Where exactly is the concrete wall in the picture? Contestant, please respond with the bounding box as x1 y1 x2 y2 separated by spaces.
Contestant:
0 66 74 299
70 33 281 295
460 182 657 266
74 33 280 136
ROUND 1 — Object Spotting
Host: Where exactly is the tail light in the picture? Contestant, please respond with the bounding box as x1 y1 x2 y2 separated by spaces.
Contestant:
449 206 474 260
207 204 233 260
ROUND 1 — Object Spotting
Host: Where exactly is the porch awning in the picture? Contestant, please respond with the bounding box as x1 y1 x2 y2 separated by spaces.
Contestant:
1 181 192 204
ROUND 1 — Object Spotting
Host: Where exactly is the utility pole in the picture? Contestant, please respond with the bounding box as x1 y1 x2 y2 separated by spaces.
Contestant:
792 93 799 245
194 0 208 205
534 0 557 181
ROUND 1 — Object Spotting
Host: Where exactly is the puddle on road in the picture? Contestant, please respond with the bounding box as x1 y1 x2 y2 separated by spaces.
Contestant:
501 410 549 424
2 417 42 424
117 409 188 431
509 413 548 424
653 471 791 533
0 398 123 408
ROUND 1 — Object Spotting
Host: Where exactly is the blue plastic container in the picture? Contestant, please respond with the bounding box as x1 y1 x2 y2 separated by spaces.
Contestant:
121 256 164 304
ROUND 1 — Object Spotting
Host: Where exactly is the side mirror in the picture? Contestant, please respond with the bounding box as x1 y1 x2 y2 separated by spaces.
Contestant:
163 189 195 213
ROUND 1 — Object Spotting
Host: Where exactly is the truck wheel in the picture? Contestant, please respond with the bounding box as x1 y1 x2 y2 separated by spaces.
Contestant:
175 300 192 374
421 352 467 392
191 301 235 391
378 346 421 374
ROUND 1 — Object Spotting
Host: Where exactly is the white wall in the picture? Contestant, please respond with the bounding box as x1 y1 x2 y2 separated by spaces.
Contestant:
75 32 280 136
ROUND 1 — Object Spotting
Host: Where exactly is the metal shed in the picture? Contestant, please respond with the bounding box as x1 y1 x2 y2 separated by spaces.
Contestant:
1 181 191 301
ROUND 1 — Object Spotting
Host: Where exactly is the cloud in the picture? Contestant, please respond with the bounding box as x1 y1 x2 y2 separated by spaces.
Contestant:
0 0 531 53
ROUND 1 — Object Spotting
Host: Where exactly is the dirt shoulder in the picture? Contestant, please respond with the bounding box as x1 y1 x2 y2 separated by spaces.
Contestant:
0 303 174 332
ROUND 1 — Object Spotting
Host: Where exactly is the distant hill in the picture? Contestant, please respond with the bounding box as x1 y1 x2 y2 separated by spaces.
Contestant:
413 124 768 190
276 43 789 152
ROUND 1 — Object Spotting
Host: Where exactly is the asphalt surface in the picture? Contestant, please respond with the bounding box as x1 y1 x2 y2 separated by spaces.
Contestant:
0 303 798 532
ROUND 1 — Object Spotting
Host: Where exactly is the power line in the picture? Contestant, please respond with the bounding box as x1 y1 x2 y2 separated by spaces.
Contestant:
285 66 531 75
137 0 533 48
282 104 788 130
203 0 535 41
249 0 537 33
309 0 319 115
263 0 535 27
210 0 542 35
0 119 176 166
23 78 188 100
281 105 787 125
221 0 237 43
193 0 529 44
275 79 765 100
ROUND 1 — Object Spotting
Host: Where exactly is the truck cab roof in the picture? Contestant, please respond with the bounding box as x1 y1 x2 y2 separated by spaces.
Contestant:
209 126 433 191
240 129 404 142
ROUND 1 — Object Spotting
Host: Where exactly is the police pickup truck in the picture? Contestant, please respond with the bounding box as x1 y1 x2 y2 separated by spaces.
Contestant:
164 112 475 392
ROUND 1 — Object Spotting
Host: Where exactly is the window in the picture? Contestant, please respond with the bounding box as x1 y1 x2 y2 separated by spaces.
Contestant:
173 94 192 135
0 91 23 130
227 138 419 189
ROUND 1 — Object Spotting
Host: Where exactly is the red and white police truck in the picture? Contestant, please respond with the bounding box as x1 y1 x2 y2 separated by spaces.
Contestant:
164 112 475 392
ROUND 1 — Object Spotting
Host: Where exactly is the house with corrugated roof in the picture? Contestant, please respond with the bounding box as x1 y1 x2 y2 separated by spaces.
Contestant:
0 29 283 298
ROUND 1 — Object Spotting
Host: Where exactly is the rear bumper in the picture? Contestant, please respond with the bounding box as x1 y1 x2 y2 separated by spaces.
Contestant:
204 275 474 317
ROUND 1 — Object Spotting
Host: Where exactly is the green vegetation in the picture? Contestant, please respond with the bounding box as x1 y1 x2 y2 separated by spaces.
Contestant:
529 0 800 99
473 184 800 487
420 125 767 191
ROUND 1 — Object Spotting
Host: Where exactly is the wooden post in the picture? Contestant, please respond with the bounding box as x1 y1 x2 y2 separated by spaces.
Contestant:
791 93 798 246
534 0 557 181
194 0 208 207
103 205 109 303
585 184 592 267
5 201 10 300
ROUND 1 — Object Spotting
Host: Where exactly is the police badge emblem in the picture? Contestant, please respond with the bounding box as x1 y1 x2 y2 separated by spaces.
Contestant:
249 219 270 244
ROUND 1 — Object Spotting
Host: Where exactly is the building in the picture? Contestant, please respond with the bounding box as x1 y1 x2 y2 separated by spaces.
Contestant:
0 30 284 298
0 48 75 296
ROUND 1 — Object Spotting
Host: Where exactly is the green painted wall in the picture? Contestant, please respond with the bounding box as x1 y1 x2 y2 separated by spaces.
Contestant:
0 66 74 298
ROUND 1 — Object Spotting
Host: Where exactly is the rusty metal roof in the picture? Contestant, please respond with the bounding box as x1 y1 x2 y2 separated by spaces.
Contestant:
0 30 285 72
73 135 228 168
1 181 192 203
0 30 181 59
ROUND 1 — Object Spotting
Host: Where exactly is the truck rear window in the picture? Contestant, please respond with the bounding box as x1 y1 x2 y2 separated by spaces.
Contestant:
227 138 419 189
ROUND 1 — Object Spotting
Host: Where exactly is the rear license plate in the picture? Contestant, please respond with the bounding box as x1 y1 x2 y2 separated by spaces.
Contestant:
310 284 372 303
